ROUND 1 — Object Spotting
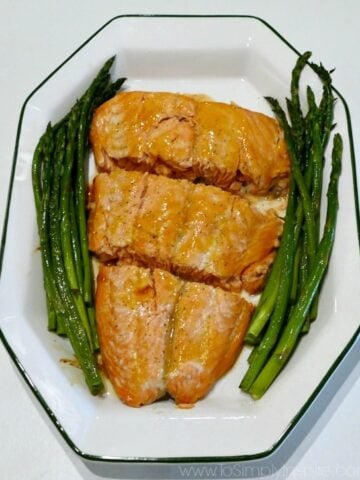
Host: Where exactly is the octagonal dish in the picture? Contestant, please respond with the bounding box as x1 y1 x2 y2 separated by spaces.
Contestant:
0 15 359 465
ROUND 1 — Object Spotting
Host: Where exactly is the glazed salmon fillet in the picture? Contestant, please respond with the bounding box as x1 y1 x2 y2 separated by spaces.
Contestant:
90 91 290 194
88 170 282 293
166 282 253 405
96 264 183 407
96 264 253 406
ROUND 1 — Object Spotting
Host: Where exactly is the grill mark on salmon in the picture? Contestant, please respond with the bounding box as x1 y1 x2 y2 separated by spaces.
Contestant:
90 91 290 195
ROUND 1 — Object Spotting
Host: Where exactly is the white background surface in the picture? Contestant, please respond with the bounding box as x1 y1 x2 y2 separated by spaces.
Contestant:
0 1 359 479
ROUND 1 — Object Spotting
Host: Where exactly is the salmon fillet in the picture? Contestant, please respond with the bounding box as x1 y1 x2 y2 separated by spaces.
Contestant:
96 264 253 406
88 170 282 293
165 282 253 404
96 264 183 407
90 91 290 195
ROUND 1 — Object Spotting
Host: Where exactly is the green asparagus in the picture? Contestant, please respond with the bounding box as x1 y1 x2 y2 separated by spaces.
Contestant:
32 57 126 394
241 52 342 398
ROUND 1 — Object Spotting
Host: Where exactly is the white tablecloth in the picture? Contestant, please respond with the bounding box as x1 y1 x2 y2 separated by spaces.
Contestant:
0 1 359 479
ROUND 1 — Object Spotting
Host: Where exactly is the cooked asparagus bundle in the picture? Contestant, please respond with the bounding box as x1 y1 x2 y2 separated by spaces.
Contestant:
32 57 126 394
241 52 342 398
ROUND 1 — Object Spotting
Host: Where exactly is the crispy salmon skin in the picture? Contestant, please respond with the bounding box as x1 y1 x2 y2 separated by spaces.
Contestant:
90 91 289 195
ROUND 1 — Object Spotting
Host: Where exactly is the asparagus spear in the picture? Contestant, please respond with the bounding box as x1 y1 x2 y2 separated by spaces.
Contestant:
75 58 118 306
32 131 55 328
32 127 65 331
60 104 82 291
287 51 312 158
289 87 318 303
69 187 84 295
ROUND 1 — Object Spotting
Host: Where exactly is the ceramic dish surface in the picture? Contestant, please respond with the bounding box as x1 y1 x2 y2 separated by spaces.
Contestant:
0 15 359 462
